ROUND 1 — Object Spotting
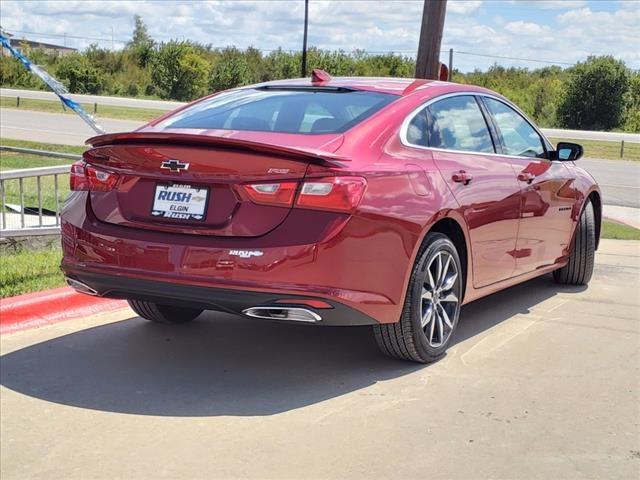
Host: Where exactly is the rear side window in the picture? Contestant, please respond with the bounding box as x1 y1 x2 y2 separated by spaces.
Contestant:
483 97 545 158
157 88 398 134
425 96 495 153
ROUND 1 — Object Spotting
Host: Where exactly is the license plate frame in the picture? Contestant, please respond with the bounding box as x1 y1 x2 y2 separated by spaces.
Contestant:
151 183 210 221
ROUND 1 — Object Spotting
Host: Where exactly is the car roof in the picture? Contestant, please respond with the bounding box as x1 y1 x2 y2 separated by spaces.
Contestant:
252 76 493 97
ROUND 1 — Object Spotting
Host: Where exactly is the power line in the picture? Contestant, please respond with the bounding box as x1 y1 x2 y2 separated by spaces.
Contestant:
7 28 606 67
454 50 575 66
8 29 124 44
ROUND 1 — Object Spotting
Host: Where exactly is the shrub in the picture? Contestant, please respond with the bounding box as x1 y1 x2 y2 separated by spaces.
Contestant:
55 53 105 94
209 47 251 92
557 56 630 131
150 41 209 101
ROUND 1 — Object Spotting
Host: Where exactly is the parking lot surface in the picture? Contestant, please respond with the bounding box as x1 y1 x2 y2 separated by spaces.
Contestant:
1 239 639 479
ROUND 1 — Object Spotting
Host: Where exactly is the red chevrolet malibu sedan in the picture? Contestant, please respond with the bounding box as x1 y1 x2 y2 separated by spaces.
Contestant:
61 72 601 363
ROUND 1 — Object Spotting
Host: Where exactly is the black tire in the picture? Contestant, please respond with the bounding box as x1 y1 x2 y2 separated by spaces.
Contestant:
127 299 203 324
373 232 463 363
553 200 595 286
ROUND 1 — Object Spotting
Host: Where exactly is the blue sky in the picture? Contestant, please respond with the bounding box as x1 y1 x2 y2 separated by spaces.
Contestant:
1 0 638 72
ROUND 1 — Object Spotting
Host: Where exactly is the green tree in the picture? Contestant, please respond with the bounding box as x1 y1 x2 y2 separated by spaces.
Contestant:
623 73 640 132
209 47 251 92
263 48 300 81
55 53 105 94
127 15 155 68
557 56 630 130
150 41 209 101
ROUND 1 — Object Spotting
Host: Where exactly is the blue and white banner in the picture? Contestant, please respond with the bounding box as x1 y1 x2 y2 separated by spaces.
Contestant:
1 34 105 134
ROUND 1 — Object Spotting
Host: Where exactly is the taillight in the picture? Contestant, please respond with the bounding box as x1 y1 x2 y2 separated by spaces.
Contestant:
242 177 367 212
242 182 297 206
70 161 119 192
296 177 367 213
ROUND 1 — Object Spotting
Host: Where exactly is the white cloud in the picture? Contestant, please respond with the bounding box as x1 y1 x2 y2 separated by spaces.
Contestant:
0 0 638 72
522 0 586 9
504 20 551 36
447 0 483 14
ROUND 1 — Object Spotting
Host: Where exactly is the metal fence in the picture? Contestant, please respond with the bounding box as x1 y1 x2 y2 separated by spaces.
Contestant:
0 146 80 237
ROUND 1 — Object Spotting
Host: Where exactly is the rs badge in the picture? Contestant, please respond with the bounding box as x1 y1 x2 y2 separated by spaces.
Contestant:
229 250 264 258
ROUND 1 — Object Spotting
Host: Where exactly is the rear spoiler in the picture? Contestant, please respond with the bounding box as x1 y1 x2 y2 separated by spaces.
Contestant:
86 132 350 166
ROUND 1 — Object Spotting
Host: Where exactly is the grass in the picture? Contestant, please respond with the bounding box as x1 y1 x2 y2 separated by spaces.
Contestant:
0 245 65 298
549 137 640 161
601 219 640 240
0 138 86 156
1 96 165 122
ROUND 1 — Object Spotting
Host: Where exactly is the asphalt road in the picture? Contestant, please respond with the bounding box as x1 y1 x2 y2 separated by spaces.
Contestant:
542 128 640 143
1 108 638 207
581 158 640 208
1 87 182 111
1 240 638 479
0 108 142 146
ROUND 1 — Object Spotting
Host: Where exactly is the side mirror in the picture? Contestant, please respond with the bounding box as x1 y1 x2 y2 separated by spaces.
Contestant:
554 142 583 161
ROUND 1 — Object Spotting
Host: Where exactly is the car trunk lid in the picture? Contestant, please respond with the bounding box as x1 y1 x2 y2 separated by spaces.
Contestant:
85 132 347 237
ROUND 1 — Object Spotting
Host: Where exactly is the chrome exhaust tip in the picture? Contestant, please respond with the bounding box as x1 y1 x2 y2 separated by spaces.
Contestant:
66 277 98 296
242 306 321 323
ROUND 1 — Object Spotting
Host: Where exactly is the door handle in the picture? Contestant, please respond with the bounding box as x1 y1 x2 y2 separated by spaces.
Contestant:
518 172 536 184
452 170 473 185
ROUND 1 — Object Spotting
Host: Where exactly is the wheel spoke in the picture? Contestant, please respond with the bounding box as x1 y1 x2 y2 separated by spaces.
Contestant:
442 271 458 291
435 254 443 288
426 267 436 290
437 315 445 344
439 304 453 328
428 314 436 344
422 287 433 302
439 255 451 288
441 292 458 304
421 305 434 328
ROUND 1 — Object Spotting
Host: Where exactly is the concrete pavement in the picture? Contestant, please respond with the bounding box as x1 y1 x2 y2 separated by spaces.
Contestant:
603 205 640 229
1 239 639 479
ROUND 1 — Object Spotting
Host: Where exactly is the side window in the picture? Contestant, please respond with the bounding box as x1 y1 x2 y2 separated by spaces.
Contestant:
405 109 429 147
426 96 495 153
483 98 545 158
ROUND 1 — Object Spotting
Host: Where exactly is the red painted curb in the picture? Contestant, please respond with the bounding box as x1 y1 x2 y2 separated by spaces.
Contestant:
0 286 128 334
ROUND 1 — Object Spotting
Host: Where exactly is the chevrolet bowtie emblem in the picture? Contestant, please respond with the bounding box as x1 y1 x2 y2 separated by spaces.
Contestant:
161 159 189 172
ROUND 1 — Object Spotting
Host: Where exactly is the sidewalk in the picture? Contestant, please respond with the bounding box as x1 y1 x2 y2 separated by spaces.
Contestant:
603 205 640 229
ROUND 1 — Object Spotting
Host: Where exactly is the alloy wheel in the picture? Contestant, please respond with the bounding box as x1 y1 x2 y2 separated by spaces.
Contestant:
420 250 460 347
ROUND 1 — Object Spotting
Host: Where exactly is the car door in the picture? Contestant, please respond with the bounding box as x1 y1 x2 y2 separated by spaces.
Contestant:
404 95 521 288
481 96 576 275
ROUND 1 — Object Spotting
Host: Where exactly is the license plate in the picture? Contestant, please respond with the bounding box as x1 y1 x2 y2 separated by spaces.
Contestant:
151 184 209 221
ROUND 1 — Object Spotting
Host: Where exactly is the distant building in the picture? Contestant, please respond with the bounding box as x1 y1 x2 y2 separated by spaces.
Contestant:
1 28 77 57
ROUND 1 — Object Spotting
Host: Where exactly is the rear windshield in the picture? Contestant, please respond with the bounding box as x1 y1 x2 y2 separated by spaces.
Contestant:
157 88 398 134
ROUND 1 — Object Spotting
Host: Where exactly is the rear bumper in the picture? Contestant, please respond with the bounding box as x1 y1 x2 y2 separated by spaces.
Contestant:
63 270 377 326
60 192 417 325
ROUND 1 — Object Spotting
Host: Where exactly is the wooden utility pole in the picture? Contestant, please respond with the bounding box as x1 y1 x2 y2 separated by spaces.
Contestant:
301 0 309 77
415 0 447 79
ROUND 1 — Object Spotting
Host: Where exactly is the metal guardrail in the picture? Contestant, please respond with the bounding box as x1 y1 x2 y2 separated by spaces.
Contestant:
0 145 82 160
0 146 80 237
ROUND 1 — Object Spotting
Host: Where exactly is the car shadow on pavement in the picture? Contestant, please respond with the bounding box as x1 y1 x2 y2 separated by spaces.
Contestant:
453 274 586 346
0 275 585 417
